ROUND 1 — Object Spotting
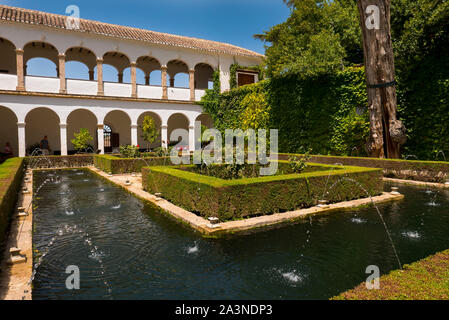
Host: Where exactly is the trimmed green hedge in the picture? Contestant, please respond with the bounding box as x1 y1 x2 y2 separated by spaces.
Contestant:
333 249 449 300
0 158 24 252
278 153 449 183
25 155 93 168
142 163 383 221
94 154 173 174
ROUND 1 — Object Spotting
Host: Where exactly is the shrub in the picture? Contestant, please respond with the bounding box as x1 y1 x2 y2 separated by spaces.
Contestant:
142 163 383 221
289 153 312 173
71 128 94 153
119 145 140 158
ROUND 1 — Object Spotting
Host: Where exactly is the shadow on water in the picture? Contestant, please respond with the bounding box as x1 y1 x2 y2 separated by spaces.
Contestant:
31 169 449 300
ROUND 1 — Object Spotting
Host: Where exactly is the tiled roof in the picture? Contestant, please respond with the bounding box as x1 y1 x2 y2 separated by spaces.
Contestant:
0 5 264 58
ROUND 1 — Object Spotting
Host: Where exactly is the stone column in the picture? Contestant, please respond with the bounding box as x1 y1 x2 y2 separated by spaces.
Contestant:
131 62 137 98
58 54 67 94
97 58 104 96
188 125 195 151
131 124 138 146
97 124 104 154
145 74 150 86
161 66 168 99
60 123 68 156
189 69 195 101
161 124 168 149
17 122 26 157
118 72 123 83
16 49 25 91
89 70 95 81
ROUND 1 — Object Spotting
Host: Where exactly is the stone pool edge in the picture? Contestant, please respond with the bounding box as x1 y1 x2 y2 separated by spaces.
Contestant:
0 170 33 300
384 177 449 189
88 167 405 238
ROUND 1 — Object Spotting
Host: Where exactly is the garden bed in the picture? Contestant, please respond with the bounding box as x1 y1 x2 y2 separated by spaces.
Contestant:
142 162 383 221
94 154 173 174
278 153 449 183
0 158 24 252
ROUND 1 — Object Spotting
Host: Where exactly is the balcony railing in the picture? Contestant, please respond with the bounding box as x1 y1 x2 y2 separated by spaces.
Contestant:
0 74 205 102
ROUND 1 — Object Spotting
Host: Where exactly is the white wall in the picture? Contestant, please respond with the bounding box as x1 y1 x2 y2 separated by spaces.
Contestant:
167 87 190 101
25 76 59 93
137 85 162 99
67 79 98 95
104 82 132 97
0 74 17 91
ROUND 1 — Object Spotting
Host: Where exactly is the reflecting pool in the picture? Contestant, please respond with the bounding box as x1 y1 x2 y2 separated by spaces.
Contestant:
32 169 449 299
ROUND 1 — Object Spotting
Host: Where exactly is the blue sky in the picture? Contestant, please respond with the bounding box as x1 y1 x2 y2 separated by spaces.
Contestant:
1 0 290 84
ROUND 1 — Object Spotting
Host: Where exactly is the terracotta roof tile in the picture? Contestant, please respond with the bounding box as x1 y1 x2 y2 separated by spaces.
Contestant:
0 5 263 58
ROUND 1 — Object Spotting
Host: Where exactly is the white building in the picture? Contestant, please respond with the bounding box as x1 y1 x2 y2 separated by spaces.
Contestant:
0 5 263 157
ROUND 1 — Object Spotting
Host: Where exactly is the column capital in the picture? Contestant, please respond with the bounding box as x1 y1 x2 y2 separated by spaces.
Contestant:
58 53 66 59
17 122 26 127
59 123 67 128
189 69 195 74
15 48 24 55
96 58 104 63
97 124 104 129
189 125 195 130
161 65 168 71
131 124 138 129
161 124 168 129
130 62 138 67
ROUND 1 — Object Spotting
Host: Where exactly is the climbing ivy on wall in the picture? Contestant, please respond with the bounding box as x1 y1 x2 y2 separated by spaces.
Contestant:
200 66 369 156
229 63 265 90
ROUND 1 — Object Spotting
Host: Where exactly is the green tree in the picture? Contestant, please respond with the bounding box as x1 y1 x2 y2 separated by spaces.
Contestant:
140 115 159 151
256 0 361 78
71 128 93 153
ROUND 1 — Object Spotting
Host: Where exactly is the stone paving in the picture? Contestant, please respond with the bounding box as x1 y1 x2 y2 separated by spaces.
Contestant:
0 170 33 300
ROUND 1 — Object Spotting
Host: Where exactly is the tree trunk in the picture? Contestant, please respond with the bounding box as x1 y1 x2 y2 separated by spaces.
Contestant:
356 0 406 158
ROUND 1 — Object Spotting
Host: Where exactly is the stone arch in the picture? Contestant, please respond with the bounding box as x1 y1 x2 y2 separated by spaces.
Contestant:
103 51 131 83
167 113 189 147
103 110 131 152
0 37 17 75
0 106 19 157
23 41 59 77
67 109 98 153
65 46 97 80
25 107 60 155
194 63 215 89
195 113 214 129
135 56 161 85
167 59 189 88
137 111 162 150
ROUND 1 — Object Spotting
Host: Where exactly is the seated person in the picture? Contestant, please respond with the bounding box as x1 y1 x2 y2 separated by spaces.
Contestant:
0 142 14 158
40 136 51 155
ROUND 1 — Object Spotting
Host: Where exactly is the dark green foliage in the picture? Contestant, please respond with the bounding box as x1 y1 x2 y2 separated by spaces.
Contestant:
278 153 449 183
0 158 24 254
142 164 383 221
201 67 369 156
258 0 362 78
24 155 93 168
94 154 173 174
119 145 141 158
200 81 270 134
